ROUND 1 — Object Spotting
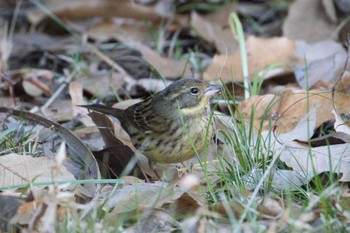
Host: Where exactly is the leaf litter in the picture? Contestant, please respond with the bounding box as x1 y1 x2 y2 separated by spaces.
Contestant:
1 0 350 232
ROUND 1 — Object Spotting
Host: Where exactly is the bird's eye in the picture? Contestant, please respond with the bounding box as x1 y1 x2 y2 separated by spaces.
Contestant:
190 87 199 95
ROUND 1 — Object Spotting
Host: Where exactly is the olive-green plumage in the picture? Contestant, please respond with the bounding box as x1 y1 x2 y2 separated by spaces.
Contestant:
80 79 221 163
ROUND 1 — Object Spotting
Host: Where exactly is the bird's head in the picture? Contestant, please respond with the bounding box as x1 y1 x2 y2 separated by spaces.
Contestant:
156 79 222 117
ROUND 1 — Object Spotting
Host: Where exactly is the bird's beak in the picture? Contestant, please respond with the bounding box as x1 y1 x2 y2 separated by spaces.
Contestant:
205 84 222 96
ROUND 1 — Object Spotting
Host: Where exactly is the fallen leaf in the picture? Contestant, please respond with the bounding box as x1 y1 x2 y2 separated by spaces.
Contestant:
69 81 94 127
280 143 350 182
332 109 350 135
333 47 350 129
120 39 192 78
124 209 178 232
0 195 24 231
81 70 125 99
244 169 315 192
294 40 346 88
191 11 238 54
88 18 152 44
104 181 187 222
27 0 168 27
238 89 350 133
283 0 337 42
0 153 75 188
257 197 284 218
322 0 338 23
204 36 296 82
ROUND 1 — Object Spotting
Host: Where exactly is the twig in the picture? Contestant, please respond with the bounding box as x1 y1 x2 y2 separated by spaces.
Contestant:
40 69 73 115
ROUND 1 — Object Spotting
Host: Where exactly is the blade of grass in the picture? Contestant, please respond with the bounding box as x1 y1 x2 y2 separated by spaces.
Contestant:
229 12 250 99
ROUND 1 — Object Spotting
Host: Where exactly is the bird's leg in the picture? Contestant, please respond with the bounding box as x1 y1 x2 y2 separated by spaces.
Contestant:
148 160 161 180
179 162 193 175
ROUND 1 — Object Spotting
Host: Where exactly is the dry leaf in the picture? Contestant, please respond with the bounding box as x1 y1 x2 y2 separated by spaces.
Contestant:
238 89 350 133
69 81 95 127
294 40 346 88
0 153 75 188
332 109 350 135
27 0 167 26
104 181 186 222
322 0 337 23
280 143 350 182
283 0 337 42
88 18 152 43
81 70 125 99
0 195 24 231
333 55 350 129
257 197 284 218
244 169 315 192
40 100 73 122
204 36 296 82
191 11 238 54
124 209 178 232
122 39 192 78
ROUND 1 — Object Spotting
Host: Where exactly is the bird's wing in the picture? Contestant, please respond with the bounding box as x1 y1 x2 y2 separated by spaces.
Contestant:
126 96 170 134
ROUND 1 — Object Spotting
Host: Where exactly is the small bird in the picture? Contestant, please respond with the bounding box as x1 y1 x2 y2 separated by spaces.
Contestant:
80 79 221 164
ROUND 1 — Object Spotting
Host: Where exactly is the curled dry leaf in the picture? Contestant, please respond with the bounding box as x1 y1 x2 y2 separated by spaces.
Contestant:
3 69 54 98
322 0 338 23
69 81 94 127
332 109 350 135
22 69 54 97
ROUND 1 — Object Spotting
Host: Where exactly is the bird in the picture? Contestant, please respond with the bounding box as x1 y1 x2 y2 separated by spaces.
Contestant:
79 78 221 164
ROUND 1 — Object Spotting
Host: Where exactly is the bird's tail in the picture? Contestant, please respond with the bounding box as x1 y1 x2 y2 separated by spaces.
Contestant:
78 104 124 119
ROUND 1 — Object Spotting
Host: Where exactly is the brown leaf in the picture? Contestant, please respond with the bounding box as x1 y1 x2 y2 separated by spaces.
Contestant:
333 44 350 129
124 40 192 78
204 36 296 82
169 193 203 218
69 81 94 127
191 12 238 54
238 89 350 133
257 197 284 218
88 19 152 43
27 0 168 26
0 195 24 231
